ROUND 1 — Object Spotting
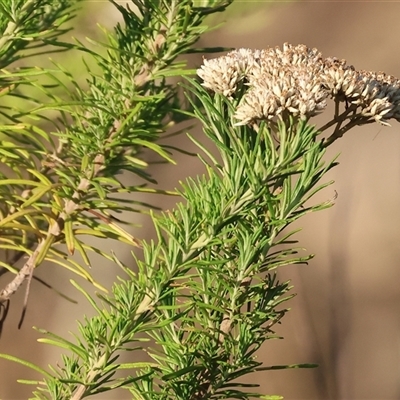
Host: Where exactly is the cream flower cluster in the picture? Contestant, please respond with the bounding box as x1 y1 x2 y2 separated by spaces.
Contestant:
197 43 400 126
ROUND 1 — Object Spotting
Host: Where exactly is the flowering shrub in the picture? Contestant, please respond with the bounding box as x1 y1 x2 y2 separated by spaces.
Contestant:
1 2 399 399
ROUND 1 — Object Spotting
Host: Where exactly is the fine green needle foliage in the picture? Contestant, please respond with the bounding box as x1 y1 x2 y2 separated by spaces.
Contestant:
0 0 233 310
8 74 333 400
2 2 399 400
0 0 81 68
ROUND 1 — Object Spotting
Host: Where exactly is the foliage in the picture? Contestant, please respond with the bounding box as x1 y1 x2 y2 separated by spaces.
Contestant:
0 0 232 308
0 0 376 399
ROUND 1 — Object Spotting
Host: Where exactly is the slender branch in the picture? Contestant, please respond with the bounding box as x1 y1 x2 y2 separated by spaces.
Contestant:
0 0 37 68
0 142 66 278
318 103 357 133
322 116 372 147
69 293 155 400
70 354 107 400
0 0 36 49
0 155 101 304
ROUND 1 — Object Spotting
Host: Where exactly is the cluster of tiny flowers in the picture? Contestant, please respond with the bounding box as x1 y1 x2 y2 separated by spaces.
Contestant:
197 43 400 126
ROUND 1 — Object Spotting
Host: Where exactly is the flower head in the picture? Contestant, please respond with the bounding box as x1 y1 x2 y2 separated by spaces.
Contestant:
197 43 400 128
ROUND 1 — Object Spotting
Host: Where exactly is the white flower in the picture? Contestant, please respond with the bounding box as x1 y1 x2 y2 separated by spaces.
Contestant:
197 43 400 126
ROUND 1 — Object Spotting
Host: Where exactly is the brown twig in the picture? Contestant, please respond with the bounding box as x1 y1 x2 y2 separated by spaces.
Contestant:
0 153 104 323
0 108 127 325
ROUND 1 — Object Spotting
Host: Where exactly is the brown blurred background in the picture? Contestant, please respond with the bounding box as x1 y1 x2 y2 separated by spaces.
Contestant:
1 1 400 399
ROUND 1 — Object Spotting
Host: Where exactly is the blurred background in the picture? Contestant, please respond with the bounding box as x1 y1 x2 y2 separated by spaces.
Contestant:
1 1 400 399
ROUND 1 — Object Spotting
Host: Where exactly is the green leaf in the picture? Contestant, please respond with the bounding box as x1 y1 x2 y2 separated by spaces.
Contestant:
35 328 88 360
0 354 53 379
